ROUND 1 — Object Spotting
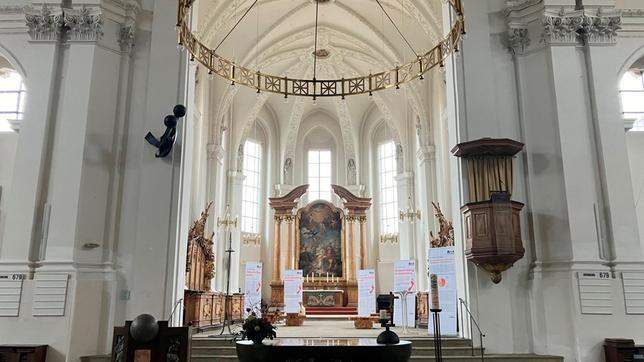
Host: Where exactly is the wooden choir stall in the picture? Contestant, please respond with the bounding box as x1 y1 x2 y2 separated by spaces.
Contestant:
268 185 371 310
183 203 244 330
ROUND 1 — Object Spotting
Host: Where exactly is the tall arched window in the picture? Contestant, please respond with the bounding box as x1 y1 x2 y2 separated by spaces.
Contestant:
620 69 644 127
241 140 262 234
308 149 332 202
0 67 26 133
378 140 399 236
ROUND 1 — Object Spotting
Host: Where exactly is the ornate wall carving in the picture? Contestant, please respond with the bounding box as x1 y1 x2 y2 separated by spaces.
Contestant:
25 4 104 42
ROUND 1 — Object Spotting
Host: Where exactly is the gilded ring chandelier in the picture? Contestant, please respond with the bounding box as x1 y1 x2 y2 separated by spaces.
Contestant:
177 0 465 99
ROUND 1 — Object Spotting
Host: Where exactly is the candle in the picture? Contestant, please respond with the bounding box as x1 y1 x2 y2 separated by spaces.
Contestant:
326 272 329 283
430 274 440 310
379 309 388 320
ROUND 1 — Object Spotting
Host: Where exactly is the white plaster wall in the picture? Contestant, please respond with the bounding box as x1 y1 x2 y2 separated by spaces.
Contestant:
627 131 644 246
0 132 18 253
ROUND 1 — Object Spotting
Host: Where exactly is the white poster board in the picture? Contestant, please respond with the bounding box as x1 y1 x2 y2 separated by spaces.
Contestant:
428 246 458 336
244 262 262 318
358 269 376 317
284 270 303 314
393 260 416 327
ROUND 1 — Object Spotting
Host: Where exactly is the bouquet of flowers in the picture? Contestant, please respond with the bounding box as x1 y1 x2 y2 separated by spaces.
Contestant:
239 311 277 344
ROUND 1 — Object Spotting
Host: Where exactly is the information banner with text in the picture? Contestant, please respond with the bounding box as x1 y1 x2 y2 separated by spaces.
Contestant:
428 246 458 336
244 262 263 318
284 270 303 314
393 260 417 327
358 269 376 317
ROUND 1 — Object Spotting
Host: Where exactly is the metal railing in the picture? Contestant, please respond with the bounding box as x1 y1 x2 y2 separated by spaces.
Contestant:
459 298 485 361
168 298 184 326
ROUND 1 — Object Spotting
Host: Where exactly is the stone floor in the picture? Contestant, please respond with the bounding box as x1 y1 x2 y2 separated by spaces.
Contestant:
195 319 433 339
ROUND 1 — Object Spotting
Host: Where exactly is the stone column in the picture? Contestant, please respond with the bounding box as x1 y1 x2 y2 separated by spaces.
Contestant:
227 171 246 293
359 216 368 270
395 173 415 261
272 216 282 281
286 215 295 270
347 216 356 281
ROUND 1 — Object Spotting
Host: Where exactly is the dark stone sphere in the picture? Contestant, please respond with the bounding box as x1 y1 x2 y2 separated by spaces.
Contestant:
130 314 159 343
164 115 177 128
173 104 186 118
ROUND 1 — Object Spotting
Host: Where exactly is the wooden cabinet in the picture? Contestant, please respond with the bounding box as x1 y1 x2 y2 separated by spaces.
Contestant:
0 345 47 362
228 294 245 323
184 291 225 329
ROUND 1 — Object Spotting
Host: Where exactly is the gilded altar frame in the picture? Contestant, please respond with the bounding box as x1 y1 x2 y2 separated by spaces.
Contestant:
295 200 346 282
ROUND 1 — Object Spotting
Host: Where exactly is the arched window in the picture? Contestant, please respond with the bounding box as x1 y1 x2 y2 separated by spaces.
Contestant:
241 140 262 234
620 69 644 126
308 149 332 202
377 140 399 236
0 67 26 133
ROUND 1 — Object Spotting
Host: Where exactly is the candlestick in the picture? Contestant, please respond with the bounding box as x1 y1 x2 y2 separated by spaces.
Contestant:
430 274 440 310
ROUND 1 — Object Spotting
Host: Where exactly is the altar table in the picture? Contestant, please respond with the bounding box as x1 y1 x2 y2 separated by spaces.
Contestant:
303 289 344 307
236 338 412 362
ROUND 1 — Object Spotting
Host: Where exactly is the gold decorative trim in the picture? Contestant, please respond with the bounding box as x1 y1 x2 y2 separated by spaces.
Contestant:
177 0 465 98
380 233 399 244
241 232 262 246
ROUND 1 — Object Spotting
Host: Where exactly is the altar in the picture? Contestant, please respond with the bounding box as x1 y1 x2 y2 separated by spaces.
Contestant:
303 289 344 307
268 185 372 308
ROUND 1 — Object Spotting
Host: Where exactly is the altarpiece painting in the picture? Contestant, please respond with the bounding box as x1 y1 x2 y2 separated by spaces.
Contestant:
296 201 344 278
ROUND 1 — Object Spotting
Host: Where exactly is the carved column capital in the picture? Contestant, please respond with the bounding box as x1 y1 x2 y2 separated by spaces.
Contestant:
25 4 105 42
118 24 136 54
64 5 104 42
508 27 530 55
25 5 64 42
542 8 621 45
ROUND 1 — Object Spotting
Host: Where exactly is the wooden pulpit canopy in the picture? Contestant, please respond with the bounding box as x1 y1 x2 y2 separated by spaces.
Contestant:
451 138 524 158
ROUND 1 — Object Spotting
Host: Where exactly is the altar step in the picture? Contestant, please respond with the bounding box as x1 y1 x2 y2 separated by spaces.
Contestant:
190 337 563 362
305 306 357 315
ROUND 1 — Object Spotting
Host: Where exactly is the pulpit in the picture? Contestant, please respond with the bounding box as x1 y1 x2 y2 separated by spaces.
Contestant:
452 138 526 283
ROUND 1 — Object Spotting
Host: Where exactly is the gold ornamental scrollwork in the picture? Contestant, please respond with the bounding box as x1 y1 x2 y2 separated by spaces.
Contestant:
176 0 466 99
346 215 367 223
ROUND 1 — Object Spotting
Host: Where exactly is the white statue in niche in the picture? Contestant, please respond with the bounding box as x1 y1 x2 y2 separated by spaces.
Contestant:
347 158 356 185
237 144 244 172
396 144 404 173
283 158 293 185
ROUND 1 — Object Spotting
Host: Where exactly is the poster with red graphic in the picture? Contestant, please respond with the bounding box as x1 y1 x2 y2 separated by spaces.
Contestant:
244 262 262 318
358 269 376 317
284 269 303 314
428 246 457 336
393 260 416 327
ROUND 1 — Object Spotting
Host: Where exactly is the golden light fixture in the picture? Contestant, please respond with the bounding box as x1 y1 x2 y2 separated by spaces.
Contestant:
217 204 238 229
399 196 421 223
176 0 465 99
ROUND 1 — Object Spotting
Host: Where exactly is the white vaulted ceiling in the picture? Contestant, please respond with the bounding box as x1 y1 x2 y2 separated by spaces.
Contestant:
194 0 445 162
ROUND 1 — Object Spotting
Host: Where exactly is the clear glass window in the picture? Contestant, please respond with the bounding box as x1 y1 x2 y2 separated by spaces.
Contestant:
308 149 332 202
620 70 644 120
0 69 26 133
378 141 398 235
241 140 262 233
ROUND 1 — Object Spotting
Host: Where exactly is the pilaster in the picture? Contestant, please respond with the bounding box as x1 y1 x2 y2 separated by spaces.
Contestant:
226 171 246 293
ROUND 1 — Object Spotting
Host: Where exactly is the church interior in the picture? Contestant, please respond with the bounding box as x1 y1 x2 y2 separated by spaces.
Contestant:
1 0 644 361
